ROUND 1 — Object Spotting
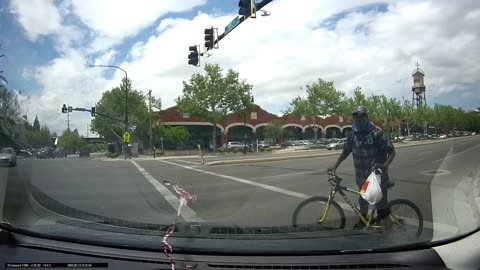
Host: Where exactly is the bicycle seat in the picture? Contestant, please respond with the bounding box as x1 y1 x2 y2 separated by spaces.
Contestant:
387 181 395 189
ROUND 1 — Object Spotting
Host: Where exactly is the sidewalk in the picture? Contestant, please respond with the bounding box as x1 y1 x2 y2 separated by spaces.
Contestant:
203 136 477 166
99 136 477 164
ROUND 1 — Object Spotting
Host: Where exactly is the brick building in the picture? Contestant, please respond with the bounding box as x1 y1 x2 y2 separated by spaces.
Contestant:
157 105 385 147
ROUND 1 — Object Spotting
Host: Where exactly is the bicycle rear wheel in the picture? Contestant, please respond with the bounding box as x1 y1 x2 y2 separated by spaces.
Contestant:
387 199 423 238
292 196 346 230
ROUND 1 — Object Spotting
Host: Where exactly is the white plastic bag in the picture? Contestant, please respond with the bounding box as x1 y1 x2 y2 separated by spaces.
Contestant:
360 171 383 205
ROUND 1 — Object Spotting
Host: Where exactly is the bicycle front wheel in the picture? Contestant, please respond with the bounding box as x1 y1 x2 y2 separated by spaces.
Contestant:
387 199 423 238
292 196 346 230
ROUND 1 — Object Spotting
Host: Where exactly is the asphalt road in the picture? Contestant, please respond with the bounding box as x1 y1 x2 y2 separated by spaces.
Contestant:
2 136 480 242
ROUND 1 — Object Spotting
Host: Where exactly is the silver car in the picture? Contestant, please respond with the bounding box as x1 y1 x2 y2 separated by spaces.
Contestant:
326 138 346 150
0 147 17 167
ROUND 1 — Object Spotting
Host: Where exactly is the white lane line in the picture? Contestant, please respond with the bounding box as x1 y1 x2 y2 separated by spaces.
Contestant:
159 159 459 234
249 169 325 180
130 160 205 222
432 144 480 163
157 159 351 209
175 159 201 165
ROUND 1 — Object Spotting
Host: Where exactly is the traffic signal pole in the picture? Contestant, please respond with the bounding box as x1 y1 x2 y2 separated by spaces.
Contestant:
200 0 274 57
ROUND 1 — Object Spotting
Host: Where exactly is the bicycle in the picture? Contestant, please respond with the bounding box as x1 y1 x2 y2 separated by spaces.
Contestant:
292 172 424 238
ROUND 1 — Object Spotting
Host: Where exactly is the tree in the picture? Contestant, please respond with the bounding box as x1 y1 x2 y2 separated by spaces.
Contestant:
399 99 416 136
33 115 40 131
176 64 253 151
91 78 150 144
342 87 368 122
264 120 286 144
286 79 345 142
155 125 190 146
58 129 86 153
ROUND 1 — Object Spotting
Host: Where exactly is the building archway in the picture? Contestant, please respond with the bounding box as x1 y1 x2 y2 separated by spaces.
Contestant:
342 126 353 138
325 125 342 138
227 125 254 142
161 125 222 150
284 126 303 141
225 122 255 132
304 126 323 140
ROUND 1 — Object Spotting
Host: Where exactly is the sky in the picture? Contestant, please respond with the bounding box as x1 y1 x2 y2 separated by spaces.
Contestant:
1 0 479 136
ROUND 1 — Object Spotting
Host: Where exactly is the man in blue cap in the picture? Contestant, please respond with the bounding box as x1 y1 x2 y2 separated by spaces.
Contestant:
328 106 396 229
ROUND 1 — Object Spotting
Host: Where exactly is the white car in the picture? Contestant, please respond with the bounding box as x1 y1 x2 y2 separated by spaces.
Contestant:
326 138 346 150
227 141 245 149
439 134 447 139
257 141 270 148
293 140 313 146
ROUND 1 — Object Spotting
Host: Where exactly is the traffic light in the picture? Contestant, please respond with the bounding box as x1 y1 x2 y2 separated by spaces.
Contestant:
61 104 67 113
91 107 96 117
238 0 255 18
204 27 215 50
188 45 199 66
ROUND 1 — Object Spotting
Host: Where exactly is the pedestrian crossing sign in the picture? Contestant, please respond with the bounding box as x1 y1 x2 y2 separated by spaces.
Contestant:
123 131 130 143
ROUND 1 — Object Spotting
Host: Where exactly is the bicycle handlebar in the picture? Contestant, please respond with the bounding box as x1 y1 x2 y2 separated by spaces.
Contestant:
327 171 342 186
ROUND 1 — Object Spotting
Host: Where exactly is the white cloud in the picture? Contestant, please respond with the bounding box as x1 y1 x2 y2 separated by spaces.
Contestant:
10 0 62 40
16 0 480 135
69 0 207 52
21 50 111 135
114 0 480 114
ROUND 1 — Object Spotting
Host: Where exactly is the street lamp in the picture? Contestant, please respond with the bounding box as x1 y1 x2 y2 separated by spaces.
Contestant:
243 95 254 154
90 64 129 156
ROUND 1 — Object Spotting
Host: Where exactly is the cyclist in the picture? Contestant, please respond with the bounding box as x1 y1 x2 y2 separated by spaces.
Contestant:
328 106 396 229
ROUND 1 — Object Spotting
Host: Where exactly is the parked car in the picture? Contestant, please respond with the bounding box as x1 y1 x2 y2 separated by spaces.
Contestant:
79 149 91 158
439 134 447 139
326 138 346 150
0 147 17 167
299 140 314 146
37 147 55 159
292 140 313 146
227 141 245 149
257 141 270 148
54 147 67 158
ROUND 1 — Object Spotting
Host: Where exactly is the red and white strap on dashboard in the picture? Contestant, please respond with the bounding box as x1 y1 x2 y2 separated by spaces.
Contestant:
162 185 197 270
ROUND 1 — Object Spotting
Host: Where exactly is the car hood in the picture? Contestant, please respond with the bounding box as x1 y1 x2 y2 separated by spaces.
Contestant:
0 154 13 159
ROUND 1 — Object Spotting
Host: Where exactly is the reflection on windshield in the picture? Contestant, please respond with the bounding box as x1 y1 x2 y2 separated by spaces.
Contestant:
0 0 479 256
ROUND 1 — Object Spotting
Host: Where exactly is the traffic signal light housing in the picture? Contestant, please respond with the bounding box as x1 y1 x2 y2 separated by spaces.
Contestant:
62 104 67 113
238 0 255 18
91 107 96 117
204 27 215 50
188 45 199 66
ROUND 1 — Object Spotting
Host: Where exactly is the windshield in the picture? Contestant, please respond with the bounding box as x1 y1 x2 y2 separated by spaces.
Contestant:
1 0 479 256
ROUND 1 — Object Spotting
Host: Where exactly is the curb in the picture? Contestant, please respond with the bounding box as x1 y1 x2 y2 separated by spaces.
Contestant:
205 151 340 166
205 136 477 166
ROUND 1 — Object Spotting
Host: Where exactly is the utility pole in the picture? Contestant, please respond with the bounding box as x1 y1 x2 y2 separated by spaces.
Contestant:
66 104 71 131
148 89 153 154
86 123 89 137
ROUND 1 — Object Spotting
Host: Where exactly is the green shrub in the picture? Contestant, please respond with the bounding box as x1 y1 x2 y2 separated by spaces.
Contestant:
216 147 225 153
105 152 120 158
266 147 273 152
233 148 240 153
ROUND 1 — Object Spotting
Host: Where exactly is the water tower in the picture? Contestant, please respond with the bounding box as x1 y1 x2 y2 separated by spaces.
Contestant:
412 62 426 107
